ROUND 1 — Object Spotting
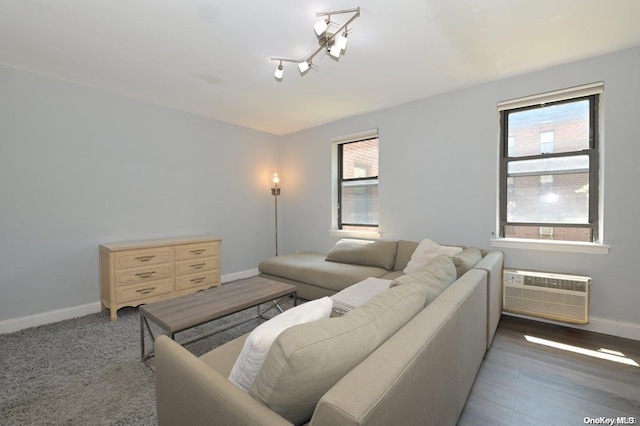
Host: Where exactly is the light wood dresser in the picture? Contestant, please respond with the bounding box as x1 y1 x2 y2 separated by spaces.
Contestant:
100 236 221 320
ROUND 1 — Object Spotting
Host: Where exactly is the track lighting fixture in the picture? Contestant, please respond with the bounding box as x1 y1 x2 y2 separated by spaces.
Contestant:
271 7 360 80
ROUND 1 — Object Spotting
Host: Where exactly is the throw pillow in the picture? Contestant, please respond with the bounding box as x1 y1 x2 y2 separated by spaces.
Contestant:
325 239 398 270
453 247 483 278
390 255 457 306
249 282 427 425
403 238 463 274
228 297 333 392
330 277 393 314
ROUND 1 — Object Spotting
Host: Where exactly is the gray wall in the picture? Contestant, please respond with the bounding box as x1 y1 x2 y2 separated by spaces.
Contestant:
2 46 639 330
0 65 280 321
279 46 640 328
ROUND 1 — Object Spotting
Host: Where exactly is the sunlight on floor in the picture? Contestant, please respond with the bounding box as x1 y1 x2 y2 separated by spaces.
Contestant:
524 335 639 367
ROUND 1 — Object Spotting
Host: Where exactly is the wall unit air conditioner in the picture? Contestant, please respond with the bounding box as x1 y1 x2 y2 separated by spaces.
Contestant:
503 269 590 324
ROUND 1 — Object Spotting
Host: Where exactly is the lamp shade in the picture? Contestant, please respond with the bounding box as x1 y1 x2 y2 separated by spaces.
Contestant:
267 169 282 188
298 61 310 74
314 18 328 36
329 43 342 58
274 64 284 79
336 34 348 50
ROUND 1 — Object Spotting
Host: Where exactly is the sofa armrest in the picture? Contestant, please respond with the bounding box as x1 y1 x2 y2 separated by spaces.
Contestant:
473 251 504 349
155 335 293 426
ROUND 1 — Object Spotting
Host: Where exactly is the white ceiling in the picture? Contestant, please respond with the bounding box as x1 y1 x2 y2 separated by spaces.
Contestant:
2 1 640 135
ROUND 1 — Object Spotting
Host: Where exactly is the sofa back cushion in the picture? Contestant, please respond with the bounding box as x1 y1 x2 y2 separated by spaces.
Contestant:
249 282 427 425
390 255 457 306
325 239 398 270
452 247 483 278
393 240 419 271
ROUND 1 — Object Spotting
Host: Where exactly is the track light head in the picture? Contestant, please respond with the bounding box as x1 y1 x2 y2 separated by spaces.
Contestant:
274 62 284 80
314 17 329 36
329 43 342 59
298 61 310 74
336 32 349 50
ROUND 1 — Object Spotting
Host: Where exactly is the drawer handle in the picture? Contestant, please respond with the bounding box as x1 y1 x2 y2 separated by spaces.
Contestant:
135 271 156 279
190 249 206 255
190 277 206 284
190 263 206 269
136 287 156 295
135 255 156 262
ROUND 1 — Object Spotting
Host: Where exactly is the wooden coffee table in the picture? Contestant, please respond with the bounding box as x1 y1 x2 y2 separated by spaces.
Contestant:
139 276 296 368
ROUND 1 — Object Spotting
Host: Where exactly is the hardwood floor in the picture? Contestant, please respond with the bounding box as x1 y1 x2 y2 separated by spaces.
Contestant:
458 315 640 426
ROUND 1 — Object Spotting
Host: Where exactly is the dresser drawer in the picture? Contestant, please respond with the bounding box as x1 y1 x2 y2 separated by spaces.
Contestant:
175 243 219 261
115 248 172 269
175 270 219 291
175 256 218 276
116 279 173 303
115 263 173 286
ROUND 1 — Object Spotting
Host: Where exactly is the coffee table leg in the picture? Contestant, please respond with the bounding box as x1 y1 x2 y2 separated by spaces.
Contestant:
140 312 161 368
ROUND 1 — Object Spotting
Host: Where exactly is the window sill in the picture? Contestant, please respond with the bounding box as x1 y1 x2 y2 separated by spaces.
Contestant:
490 238 609 254
328 230 381 240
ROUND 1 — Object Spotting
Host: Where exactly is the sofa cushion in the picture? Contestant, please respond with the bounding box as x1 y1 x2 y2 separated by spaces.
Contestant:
249 282 428 425
228 297 333 392
325 239 398 270
259 252 389 293
453 247 483 278
390 255 457 306
403 239 463 274
393 240 419 271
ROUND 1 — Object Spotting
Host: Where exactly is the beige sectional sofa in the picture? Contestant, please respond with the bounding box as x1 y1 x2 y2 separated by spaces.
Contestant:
155 240 504 426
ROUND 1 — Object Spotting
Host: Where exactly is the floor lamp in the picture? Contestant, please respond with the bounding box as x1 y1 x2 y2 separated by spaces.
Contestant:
267 169 281 256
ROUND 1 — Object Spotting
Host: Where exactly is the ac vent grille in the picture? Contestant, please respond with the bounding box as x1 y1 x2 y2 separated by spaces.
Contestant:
503 269 590 324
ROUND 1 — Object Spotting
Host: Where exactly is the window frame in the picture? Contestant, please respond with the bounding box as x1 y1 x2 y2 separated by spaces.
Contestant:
493 83 609 254
337 138 380 230
330 128 381 239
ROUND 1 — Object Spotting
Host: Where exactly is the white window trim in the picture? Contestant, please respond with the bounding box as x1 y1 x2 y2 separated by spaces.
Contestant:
491 238 609 254
497 82 603 111
330 128 381 239
493 82 608 254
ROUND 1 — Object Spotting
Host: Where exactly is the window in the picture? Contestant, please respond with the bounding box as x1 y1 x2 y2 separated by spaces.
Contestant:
498 84 603 244
331 129 380 236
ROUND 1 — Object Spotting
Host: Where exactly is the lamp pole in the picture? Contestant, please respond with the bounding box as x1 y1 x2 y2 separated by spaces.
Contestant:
268 169 282 257
272 186 280 256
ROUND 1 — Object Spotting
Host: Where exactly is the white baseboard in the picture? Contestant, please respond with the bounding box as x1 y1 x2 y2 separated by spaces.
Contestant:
0 302 102 335
503 312 640 341
0 269 262 335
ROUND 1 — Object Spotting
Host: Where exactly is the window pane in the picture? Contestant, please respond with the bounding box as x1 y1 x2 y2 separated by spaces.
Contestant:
507 100 590 158
505 226 591 242
342 139 379 179
341 180 378 225
506 171 589 224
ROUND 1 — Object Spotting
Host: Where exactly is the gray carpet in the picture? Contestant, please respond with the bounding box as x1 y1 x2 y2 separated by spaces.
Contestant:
0 292 295 425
